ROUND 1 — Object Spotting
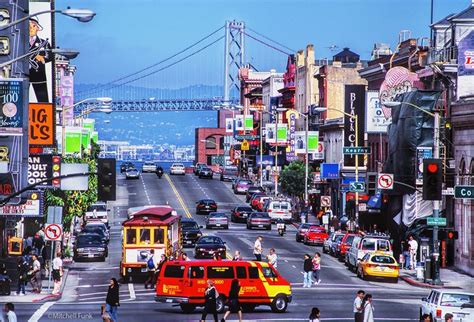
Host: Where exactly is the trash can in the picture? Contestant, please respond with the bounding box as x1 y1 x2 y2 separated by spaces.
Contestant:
424 259 432 282
416 262 424 280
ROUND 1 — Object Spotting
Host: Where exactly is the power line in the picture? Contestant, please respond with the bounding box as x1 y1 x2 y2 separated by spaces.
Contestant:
246 27 296 53
77 25 225 96
243 31 292 56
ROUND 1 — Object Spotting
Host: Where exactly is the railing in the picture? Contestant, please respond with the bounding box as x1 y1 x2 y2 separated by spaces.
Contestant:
428 46 458 64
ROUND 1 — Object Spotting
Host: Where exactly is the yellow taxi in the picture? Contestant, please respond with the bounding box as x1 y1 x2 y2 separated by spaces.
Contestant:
356 251 399 283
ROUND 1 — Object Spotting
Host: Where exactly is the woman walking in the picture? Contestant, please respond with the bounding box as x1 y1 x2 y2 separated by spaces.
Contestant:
303 254 313 288
221 279 242 322
309 307 321 322
362 293 374 322
105 278 120 322
312 252 321 285
201 280 218 322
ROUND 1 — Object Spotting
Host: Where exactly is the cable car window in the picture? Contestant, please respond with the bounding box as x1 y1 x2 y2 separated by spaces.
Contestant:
154 228 164 244
140 228 151 244
126 228 137 244
164 265 185 278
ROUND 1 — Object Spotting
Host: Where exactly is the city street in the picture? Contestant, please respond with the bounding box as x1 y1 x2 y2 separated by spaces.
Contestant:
23 172 425 321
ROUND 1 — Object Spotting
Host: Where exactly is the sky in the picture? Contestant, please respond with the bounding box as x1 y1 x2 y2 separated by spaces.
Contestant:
55 0 469 87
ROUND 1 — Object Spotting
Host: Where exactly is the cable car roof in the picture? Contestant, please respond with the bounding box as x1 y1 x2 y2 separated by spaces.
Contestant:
123 205 179 226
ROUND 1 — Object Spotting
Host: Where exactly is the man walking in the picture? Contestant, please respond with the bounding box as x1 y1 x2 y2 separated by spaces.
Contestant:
29 255 42 293
408 235 418 270
353 290 365 322
52 252 63 295
253 236 263 261
267 248 277 269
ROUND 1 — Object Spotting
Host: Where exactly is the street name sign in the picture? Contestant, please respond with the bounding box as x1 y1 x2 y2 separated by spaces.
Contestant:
235 134 259 140
454 185 474 199
349 181 365 193
426 217 447 226
343 147 371 155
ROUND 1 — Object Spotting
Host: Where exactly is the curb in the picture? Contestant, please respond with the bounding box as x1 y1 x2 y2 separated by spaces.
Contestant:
400 275 443 289
32 268 69 303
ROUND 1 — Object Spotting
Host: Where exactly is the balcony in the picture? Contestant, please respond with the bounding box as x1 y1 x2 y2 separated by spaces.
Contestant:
428 46 458 65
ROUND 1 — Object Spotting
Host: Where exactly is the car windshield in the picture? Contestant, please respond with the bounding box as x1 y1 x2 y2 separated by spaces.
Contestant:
144 162 154 165
88 205 107 212
309 227 325 232
253 213 269 218
440 293 474 307
77 235 102 245
371 255 395 264
85 224 105 231
173 164 184 167
82 228 104 236
202 200 216 205
182 221 199 229
199 237 222 244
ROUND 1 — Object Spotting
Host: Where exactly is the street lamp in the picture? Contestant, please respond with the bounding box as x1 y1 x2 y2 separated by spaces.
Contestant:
384 99 442 285
314 106 361 224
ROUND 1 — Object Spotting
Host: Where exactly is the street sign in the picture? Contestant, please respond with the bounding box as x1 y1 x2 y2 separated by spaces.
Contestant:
233 150 241 160
241 140 249 151
349 181 365 193
343 146 371 155
454 185 474 199
358 203 367 212
442 187 454 196
320 195 331 207
377 173 394 190
45 224 63 241
234 134 259 140
426 217 447 226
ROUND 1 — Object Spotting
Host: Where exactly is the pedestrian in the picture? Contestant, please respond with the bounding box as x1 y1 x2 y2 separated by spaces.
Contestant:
16 257 28 296
105 278 120 322
303 254 313 288
312 252 321 285
362 293 374 322
401 240 410 269
408 235 418 270
144 250 156 289
3 303 17 322
29 254 42 293
267 248 277 269
221 279 242 322
232 251 242 261
32 233 44 256
353 290 365 322
52 252 63 295
155 254 167 281
309 307 320 322
444 313 454 322
182 252 191 261
200 279 218 322
421 313 431 322
253 236 263 261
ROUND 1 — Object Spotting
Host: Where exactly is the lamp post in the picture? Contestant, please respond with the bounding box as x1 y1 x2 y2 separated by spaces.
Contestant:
314 107 360 222
384 100 441 285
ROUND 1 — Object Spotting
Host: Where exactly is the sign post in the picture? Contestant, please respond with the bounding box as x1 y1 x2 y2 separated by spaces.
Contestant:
45 223 63 292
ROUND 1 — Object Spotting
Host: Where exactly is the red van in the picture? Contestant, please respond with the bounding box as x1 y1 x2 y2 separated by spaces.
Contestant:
155 260 292 314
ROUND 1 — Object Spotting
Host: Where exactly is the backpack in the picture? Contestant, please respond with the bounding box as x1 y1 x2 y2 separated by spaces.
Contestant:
147 257 154 269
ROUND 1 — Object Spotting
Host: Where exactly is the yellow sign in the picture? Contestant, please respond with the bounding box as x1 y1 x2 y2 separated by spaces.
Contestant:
241 139 249 151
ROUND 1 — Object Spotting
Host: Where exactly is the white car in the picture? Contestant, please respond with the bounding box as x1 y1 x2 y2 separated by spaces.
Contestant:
266 200 292 222
421 290 474 321
346 235 392 271
142 161 157 173
170 163 186 175
85 202 109 226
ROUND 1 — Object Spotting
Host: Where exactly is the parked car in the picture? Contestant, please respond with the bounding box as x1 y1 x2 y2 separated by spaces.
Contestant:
196 199 218 215
120 161 134 173
81 226 109 244
323 232 345 254
230 205 254 223
194 163 207 176
246 212 271 230
73 233 108 261
330 233 346 256
266 200 292 222
170 163 186 175
356 252 399 283
303 226 329 246
234 179 253 194
420 290 474 321
198 166 213 179
84 202 109 227
206 212 229 229
335 233 358 261
83 222 109 241
220 166 239 181
246 186 265 202
181 218 203 247
142 161 157 173
346 235 392 271
125 167 140 179
296 223 317 242
194 235 226 259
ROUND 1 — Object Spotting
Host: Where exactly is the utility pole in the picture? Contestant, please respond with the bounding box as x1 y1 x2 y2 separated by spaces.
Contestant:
432 110 442 285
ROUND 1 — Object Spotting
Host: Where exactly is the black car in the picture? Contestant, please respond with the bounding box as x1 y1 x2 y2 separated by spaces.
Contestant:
231 205 254 223
198 167 213 179
120 162 134 173
196 199 217 215
246 212 272 230
194 235 226 259
246 186 265 202
181 218 203 247
81 226 108 244
73 233 108 261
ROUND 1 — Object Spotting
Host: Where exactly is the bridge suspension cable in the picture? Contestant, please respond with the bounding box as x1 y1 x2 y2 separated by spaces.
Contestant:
243 31 293 56
246 26 296 53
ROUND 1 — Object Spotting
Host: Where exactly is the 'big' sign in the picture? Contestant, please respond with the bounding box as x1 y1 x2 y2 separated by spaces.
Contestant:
29 103 54 146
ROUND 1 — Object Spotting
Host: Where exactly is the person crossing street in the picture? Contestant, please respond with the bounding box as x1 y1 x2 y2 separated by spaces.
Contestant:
303 254 313 288
253 236 263 261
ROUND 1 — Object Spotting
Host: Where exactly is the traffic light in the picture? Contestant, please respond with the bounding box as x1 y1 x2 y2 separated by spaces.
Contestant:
367 173 377 195
423 158 442 200
438 230 458 240
98 158 116 201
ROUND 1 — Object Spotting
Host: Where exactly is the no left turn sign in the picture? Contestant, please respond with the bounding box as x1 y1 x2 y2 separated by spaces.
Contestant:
377 173 394 190
45 224 63 241
320 196 331 207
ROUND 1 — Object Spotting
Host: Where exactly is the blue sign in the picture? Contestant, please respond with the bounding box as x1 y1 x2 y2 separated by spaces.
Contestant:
321 163 339 179
256 155 274 166
341 177 367 191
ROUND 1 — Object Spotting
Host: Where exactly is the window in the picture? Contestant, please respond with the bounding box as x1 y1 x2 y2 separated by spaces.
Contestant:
139 228 151 244
361 239 376 251
153 228 164 244
207 266 234 279
190 266 205 279
248 267 259 279
126 228 137 244
371 256 395 264
433 292 440 305
262 267 277 278
377 240 390 252
440 293 474 307
361 253 370 262
164 265 185 278
205 137 217 149
236 266 247 279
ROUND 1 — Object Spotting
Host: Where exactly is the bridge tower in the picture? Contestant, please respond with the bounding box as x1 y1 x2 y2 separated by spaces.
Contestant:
223 20 245 102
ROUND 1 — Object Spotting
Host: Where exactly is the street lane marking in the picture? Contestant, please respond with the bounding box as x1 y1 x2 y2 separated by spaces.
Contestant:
140 175 152 205
28 302 55 322
128 282 136 300
165 174 192 218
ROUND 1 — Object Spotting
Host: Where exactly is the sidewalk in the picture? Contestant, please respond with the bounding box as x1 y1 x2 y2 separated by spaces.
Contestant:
400 267 474 291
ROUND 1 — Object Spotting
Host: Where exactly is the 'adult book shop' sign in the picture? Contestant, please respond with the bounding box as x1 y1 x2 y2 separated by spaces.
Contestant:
28 155 61 187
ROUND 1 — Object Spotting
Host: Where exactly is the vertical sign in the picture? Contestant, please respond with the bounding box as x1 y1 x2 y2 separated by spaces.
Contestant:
0 79 24 135
265 123 276 144
59 74 74 124
344 85 365 167
366 91 390 133
286 110 297 161
29 103 54 146
225 118 233 133
416 147 432 185
276 123 288 144
307 131 319 153
235 115 244 131
294 131 306 154
244 115 253 131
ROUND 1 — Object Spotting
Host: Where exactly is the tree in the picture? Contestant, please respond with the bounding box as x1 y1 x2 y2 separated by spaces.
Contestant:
280 160 311 201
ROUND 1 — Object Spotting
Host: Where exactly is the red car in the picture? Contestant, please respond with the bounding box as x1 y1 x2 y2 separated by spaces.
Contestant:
303 226 329 246
336 233 358 260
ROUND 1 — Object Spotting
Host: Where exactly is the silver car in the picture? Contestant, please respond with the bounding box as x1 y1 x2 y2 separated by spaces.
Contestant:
125 168 140 179
206 212 229 229
142 161 157 173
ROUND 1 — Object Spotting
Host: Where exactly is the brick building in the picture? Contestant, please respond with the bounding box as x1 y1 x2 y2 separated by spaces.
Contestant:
194 128 226 165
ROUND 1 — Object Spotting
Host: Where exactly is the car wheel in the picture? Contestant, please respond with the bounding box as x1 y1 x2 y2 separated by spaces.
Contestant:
206 225 210 229
266 226 271 230
391 277 399 284
180 304 195 314
271 295 288 313
225 225 229 230
246 225 251 230
216 296 225 313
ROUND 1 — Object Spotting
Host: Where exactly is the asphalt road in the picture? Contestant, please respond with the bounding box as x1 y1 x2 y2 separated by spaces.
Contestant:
22 172 426 322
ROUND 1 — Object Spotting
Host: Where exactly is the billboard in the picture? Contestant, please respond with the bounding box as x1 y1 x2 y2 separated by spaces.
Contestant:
244 115 253 131
265 123 276 143
64 127 82 154
235 115 244 131
27 154 60 187
294 131 306 154
344 85 365 167
29 0 54 104
295 131 319 154
29 103 54 146
276 123 288 144
307 131 319 153
0 79 24 135
59 74 74 124
457 30 474 99
0 191 43 217
225 118 233 133
366 91 391 133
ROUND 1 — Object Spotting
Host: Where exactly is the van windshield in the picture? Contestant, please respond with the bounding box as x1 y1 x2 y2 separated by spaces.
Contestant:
362 239 376 250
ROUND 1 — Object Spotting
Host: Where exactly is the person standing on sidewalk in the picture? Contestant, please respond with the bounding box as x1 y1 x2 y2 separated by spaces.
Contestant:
253 236 263 261
29 255 42 293
353 290 365 322
52 252 63 295
401 240 410 270
408 235 418 270
362 294 374 322
16 257 28 296
303 254 313 288
105 278 120 322
312 252 321 285
267 248 278 269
